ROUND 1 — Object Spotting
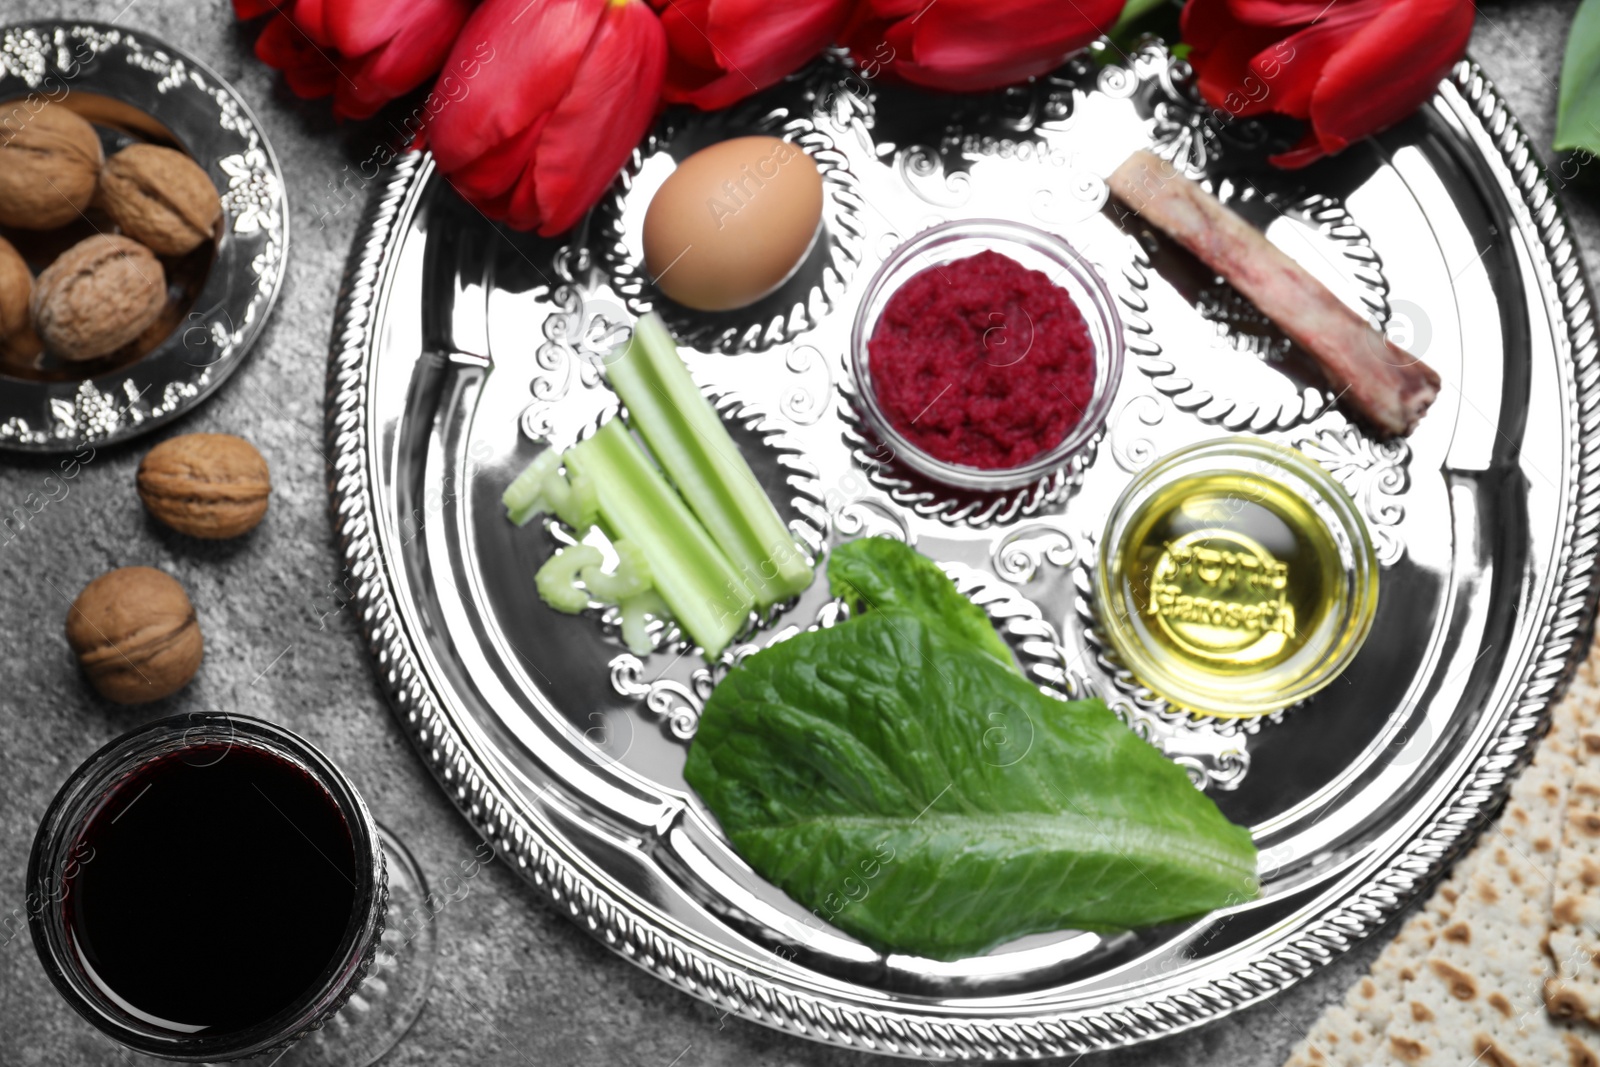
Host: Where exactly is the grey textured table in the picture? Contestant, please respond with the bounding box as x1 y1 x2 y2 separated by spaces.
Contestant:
0 1 1593 1064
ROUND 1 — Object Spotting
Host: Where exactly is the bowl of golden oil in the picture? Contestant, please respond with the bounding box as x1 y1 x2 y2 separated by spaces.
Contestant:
1094 436 1379 717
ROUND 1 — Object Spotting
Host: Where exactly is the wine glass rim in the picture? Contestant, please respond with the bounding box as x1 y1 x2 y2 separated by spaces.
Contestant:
26 712 385 1061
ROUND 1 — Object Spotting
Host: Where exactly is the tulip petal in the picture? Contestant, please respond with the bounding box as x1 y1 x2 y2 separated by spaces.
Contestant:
470 185 521 227
905 0 1122 87
428 0 608 173
290 0 333 47
657 0 741 105
284 65 341 102
1227 0 1382 27
844 0 1123 92
662 52 720 103
655 0 850 109
531 0 667 235
1184 0 1285 116
445 117 550 202
1180 0 1234 51
331 1 475 119
1305 0 1472 156
501 161 547 230
704 0 852 69
233 0 277 19
708 0 852 103
863 0 927 18
255 14 340 99
1268 129 1328 168
1247 13 1363 118
325 0 467 57
656 0 720 71
839 1 886 52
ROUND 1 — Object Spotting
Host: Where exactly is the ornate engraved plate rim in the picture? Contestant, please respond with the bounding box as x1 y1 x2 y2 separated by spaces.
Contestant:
325 59 1600 1058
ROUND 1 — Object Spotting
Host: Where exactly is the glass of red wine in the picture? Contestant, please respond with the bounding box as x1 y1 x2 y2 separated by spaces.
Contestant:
29 713 436 1064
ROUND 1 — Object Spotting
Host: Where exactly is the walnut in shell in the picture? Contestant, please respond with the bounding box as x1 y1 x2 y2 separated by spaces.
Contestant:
31 234 167 362
138 433 271 539
0 236 30 339
66 567 203 704
100 144 222 256
0 103 103 229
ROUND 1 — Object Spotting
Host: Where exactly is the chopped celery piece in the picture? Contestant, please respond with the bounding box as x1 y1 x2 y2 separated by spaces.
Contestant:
535 544 602 615
502 449 597 529
566 420 753 657
580 539 653 602
504 450 562 526
606 314 814 608
619 591 669 655
555 467 598 529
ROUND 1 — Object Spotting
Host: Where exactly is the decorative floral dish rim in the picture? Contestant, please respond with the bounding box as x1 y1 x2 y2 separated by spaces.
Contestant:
0 19 288 454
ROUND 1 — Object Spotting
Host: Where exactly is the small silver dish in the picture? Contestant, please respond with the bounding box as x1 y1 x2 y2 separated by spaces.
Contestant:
0 20 287 453
847 218 1124 491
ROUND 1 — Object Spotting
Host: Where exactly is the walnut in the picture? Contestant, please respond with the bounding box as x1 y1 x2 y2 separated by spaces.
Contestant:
66 567 203 704
0 319 43 366
0 102 103 229
99 145 222 256
31 234 166 362
138 433 271 539
0 236 30 339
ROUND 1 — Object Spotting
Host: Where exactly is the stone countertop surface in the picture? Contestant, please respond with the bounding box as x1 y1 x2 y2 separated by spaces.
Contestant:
0 1 1592 1064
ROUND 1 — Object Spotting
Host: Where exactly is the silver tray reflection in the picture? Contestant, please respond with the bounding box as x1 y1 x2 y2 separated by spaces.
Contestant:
327 45 1600 1058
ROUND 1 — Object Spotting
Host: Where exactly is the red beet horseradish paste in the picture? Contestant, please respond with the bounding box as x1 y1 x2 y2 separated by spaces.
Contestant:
867 249 1095 470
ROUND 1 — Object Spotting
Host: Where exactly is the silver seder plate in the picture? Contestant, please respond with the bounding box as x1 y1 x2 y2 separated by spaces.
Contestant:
327 44 1600 1058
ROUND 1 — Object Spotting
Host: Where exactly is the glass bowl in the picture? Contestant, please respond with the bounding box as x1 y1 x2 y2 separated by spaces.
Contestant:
848 218 1125 491
1094 437 1380 718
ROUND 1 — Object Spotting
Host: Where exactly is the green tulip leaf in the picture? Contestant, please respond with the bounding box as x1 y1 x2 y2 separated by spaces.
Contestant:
1557 0 1600 154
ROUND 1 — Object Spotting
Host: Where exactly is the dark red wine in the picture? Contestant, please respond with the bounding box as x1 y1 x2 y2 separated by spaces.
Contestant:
66 744 358 1035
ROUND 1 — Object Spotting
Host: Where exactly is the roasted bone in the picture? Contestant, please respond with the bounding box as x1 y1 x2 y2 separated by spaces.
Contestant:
1108 150 1440 437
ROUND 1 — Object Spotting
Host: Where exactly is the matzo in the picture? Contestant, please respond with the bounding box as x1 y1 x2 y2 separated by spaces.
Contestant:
1284 638 1600 1066
1282 905 1452 1067
1546 654 1600 1026
1372 743 1578 1066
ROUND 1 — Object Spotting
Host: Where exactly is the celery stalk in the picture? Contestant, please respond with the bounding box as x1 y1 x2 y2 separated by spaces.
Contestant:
566 420 754 657
606 314 814 608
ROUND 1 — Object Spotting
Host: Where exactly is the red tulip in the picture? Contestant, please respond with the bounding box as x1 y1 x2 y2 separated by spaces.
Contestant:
840 0 1124 93
427 0 667 235
1182 0 1474 168
650 0 853 109
250 8 340 102
237 0 474 120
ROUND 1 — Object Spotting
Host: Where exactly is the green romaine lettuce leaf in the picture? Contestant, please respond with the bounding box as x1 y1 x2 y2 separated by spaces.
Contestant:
827 536 1015 672
686 541 1259 960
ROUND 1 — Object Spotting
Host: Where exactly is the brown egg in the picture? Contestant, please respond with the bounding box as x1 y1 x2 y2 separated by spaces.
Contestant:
642 136 824 312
